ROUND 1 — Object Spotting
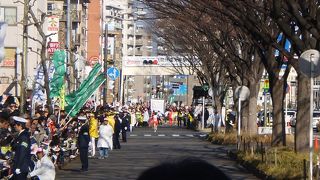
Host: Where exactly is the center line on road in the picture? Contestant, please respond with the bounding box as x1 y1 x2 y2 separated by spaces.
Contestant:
144 134 152 137
199 134 207 137
130 134 137 136
158 134 165 136
185 134 194 137
172 134 180 137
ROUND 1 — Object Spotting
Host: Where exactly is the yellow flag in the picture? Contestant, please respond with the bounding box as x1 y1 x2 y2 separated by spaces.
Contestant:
60 84 65 110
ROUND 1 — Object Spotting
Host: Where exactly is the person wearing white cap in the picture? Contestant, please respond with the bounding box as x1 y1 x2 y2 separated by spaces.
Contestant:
11 116 32 180
97 117 113 159
28 147 56 180
77 115 90 171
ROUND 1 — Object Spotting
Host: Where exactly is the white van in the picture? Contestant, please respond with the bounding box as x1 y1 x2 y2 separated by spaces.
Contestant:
285 110 296 127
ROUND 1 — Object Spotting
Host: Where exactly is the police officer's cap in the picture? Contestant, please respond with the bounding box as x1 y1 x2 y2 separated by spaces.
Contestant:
13 116 27 124
78 116 87 121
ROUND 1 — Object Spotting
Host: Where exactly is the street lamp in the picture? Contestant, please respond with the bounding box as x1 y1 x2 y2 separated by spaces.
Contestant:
299 49 320 180
235 86 250 150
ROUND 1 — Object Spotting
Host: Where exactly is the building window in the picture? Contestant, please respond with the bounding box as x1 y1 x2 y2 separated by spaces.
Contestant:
47 3 53 11
0 77 9 84
0 7 17 25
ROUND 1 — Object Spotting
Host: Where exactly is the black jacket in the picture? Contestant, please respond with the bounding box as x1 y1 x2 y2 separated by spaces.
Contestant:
12 129 31 172
77 124 90 148
121 114 130 131
114 115 122 134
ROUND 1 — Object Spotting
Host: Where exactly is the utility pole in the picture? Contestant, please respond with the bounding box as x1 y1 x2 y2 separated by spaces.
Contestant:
103 23 108 107
20 0 29 114
66 0 73 93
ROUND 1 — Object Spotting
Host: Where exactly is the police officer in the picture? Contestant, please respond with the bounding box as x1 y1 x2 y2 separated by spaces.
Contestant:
121 110 130 143
11 116 32 180
77 116 90 172
113 114 121 149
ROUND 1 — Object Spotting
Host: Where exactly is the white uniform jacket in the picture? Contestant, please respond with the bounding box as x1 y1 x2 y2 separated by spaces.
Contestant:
29 155 56 180
97 124 114 149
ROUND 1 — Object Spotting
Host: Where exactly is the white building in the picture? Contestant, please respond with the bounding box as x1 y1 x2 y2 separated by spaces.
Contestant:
0 0 47 98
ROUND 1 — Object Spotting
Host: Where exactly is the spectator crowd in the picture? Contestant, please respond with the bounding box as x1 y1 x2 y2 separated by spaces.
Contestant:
0 94 234 179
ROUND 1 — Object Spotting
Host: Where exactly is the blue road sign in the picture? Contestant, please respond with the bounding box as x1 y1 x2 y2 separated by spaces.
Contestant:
107 67 120 80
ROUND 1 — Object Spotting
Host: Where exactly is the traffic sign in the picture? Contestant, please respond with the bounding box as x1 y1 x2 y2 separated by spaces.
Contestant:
299 49 320 77
235 86 250 101
106 67 120 80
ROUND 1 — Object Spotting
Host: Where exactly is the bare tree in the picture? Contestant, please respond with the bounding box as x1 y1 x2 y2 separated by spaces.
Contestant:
272 0 320 152
145 0 264 135
18 0 55 114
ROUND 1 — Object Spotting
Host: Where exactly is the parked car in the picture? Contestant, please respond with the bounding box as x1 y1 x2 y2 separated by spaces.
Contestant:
290 110 320 131
285 110 296 127
313 111 320 131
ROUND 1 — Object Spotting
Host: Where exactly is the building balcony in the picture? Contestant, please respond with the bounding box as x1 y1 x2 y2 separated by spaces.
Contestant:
135 29 144 35
127 29 135 35
135 39 143 46
126 40 134 45
127 50 143 56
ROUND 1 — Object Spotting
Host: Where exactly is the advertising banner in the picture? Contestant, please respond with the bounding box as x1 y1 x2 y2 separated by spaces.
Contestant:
150 99 165 114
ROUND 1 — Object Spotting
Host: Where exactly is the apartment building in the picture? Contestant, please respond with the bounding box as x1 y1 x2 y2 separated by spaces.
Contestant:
47 0 90 88
0 0 47 97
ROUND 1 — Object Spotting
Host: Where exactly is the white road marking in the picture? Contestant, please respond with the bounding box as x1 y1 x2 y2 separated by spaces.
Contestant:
199 134 207 137
172 134 180 137
158 134 165 137
130 134 137 137
144 134 152 137
185 134 194 137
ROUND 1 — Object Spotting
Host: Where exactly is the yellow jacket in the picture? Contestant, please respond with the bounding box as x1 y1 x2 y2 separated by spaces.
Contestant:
89 117 99 138
106 114 115 130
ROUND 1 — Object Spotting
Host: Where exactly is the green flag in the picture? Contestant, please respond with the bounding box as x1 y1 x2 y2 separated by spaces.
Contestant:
66 73 106 117
50 50 66 98
65 63 102 105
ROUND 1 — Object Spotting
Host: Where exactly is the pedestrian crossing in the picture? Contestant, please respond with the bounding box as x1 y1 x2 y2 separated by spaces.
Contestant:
129 133 208 138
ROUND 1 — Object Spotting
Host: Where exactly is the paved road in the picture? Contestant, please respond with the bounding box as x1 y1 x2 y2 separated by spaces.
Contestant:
56 126 259 180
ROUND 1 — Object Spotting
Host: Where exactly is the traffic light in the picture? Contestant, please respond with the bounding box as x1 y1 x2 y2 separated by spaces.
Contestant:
143 60 153 65
143 59 159 65
108 80 115 89
264 79 269 92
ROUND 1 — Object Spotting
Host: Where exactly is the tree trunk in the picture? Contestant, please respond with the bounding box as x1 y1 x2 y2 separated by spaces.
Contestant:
241 100 249 133
247 79 259 135
40 47 53 115
295 73 311 152
270 77 286 146
213 94 223 112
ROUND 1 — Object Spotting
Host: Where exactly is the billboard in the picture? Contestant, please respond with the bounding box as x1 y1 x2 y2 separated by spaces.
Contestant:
46 16 59 57
46 16 59 42
0 47 15 67
122 56 195 67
